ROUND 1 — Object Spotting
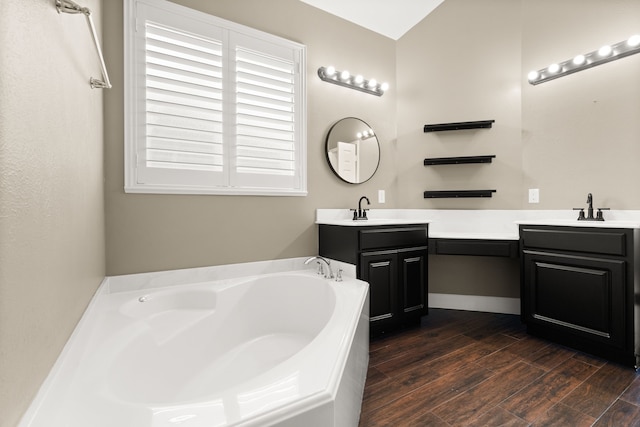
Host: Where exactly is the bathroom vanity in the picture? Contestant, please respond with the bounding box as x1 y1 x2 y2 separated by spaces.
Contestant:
519 222 640 367
316 208 640 365
318 222 429 335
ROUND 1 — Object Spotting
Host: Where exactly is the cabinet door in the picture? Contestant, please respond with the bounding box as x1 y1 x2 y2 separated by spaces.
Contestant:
360 250 398 324
398 247 428 316
523 250 626 349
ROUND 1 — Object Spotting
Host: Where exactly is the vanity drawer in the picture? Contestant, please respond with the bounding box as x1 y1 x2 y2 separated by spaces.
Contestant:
430 238 518 257
360 227 428 250
520 227 627 256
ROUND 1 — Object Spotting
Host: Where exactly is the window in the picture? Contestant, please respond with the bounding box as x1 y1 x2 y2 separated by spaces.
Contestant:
124 0 306 195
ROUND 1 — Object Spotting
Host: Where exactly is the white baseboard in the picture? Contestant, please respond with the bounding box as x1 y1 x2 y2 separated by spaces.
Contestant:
429 293 520 315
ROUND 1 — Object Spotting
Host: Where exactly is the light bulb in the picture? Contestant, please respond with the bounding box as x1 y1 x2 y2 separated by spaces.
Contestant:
598 45 612 57
340 70 350 81
572 54 585 65
356 132 362 139
547 63 560 74
527 70 539 81
367 78 377 89
380 82 389 91
325 66 336 76
628 34 640 47
354 75 364 85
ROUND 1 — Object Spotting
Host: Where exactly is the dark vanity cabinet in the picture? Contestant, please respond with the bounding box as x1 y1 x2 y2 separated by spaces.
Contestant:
319 224 428 335
520 225 640 367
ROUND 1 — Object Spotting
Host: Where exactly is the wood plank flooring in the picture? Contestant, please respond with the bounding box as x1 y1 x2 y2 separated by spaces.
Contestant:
358 309 640 427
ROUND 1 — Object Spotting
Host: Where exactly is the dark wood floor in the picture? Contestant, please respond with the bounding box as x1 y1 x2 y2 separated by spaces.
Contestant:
358 309 640 427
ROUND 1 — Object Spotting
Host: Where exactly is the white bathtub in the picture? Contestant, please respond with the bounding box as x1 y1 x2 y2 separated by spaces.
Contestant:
20 261 369 427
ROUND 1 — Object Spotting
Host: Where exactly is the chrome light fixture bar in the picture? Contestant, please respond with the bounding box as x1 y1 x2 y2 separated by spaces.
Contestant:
528 34 640 85
56 0 112 89
317 66 388 96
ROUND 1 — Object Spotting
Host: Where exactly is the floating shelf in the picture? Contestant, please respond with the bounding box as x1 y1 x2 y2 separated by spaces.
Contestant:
423 190 496 199
424 155 496 166
423 120 495 132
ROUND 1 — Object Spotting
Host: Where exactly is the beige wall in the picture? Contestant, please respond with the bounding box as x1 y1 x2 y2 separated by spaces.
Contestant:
397 0 640 211
104 0 640 287
396 0 640 298
397 0 523 210
397 0 524 298
0 1 106 426
522 0 640 209
103 0 397 275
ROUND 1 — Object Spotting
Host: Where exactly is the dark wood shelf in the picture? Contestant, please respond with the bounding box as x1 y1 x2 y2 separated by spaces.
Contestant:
423 120 495 132
424 155 496 166
423 190 496 199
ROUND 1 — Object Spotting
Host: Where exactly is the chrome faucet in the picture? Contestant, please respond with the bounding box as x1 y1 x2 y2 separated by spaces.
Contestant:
351 196 370 220
304 256 334 279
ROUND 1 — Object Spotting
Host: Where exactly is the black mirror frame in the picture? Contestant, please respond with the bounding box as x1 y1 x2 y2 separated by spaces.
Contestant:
324 117 380 184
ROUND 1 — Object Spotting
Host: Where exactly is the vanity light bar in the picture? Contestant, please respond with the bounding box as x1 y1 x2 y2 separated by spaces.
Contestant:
317 66 389 96
527 34 640 85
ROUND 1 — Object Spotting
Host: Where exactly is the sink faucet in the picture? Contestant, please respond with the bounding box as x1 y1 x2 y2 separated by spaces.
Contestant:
304 256 334 279
574 193 609 221
352 196 370 220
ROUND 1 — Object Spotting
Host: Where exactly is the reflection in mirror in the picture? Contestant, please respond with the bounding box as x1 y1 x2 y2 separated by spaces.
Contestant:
325 117 380 184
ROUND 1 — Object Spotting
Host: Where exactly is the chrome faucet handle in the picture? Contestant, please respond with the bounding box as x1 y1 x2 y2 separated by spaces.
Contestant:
325 265 334 279
335 268 343 282
573 208 586 220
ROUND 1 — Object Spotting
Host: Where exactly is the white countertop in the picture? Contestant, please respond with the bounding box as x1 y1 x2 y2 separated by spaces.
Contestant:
316 209 640 240
317 218 430 227
516 219 640 229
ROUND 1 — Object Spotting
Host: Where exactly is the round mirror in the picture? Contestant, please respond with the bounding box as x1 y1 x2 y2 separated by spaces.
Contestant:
325 117 380 184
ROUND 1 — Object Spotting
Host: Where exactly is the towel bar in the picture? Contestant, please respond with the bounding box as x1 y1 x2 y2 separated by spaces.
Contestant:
56 0 111 89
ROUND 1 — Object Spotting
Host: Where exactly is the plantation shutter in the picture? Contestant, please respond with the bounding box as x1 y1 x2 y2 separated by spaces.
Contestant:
134 4 226 188
126 0 306 195
231 34 302 190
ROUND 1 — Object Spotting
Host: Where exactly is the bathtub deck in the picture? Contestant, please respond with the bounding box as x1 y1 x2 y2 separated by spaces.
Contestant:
359 309 640 426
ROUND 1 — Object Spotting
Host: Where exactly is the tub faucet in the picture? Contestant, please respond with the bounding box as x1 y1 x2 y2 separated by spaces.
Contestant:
351 196 370 220
304 256 334 279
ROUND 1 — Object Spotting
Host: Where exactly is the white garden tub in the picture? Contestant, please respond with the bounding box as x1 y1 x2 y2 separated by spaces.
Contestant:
20 261 369 427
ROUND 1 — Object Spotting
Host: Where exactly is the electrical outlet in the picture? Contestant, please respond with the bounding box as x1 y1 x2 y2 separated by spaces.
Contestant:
378 190 385 204
529 188 540 204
